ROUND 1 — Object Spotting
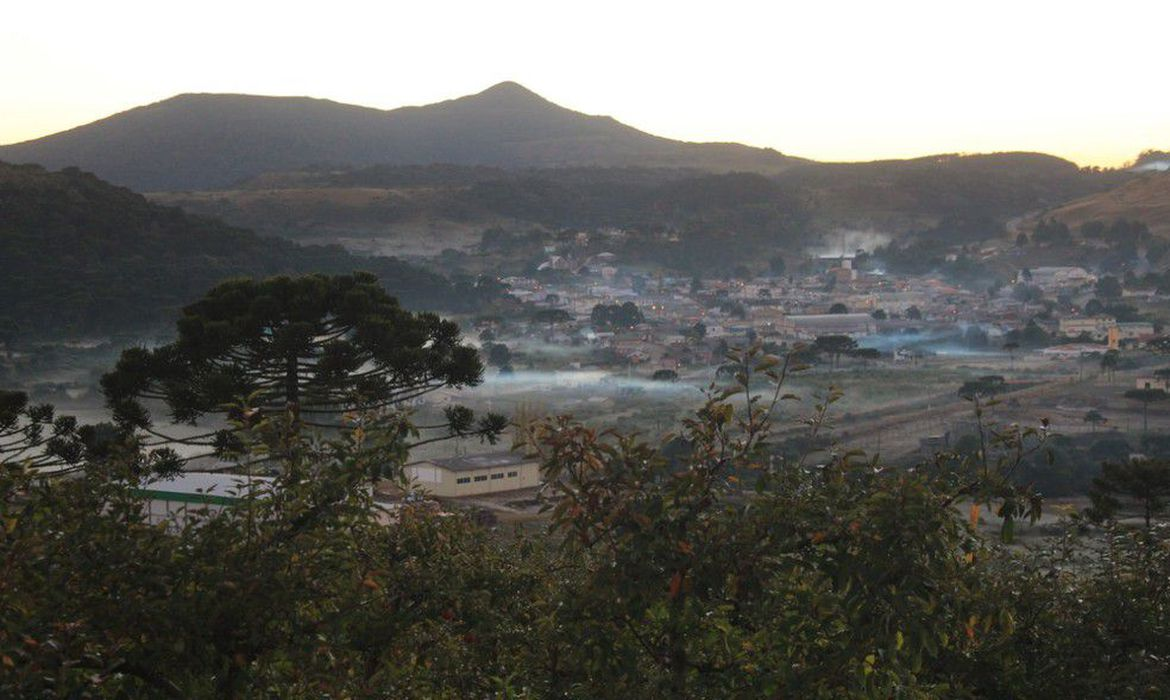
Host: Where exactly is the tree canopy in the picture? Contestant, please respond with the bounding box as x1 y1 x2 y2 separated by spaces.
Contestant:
958 375 1007 401
1088 457 1170 528
1095 275 1123 300
102 273 501 462
813 335 857 369
590 302 644 330
0 390 87 472
1123 388 1168 433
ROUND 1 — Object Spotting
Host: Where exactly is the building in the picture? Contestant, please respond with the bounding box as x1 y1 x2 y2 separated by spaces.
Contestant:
1039 343 1103 359
406 452 542 497
1136 375 1170 391
1117 322 1156 341
1058 317 1116 340
1018 267 1096 291
776 313 877 339
918 431 950 453
1058 318 1154 344
132 472 274 527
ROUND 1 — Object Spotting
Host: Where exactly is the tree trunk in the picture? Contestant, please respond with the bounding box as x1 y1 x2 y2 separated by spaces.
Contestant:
285 355 300 419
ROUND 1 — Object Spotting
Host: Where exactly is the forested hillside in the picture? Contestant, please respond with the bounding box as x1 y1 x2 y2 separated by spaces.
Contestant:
0 163 471 338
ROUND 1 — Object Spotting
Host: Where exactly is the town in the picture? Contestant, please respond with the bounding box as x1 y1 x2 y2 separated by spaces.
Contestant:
4 7 1170 692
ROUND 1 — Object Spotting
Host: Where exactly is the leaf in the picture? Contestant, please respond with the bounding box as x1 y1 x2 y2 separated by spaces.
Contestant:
968 503 980 528
998 608 1015 634
669 571 683 599
923 633 938 657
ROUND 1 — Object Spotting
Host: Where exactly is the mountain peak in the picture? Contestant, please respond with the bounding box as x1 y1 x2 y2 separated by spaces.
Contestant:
479 80 539 97
467 81 553 107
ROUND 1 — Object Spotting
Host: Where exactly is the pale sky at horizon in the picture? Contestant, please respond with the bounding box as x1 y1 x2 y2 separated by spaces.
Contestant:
2 0 1167 167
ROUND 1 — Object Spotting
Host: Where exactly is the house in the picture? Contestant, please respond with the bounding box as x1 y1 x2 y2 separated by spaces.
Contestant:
406 452 542 497
1135 375 1170 391
132 472 274 528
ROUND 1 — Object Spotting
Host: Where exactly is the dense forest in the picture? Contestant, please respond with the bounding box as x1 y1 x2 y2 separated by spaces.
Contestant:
0 163 483 338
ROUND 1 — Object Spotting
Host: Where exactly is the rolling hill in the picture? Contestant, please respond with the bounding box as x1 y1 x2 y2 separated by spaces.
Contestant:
1041 171 1170 236
0 82 799 191
0 162 482 338
149 153 1126 254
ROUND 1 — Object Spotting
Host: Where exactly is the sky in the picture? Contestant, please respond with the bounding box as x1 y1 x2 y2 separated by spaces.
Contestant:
2 0 1167 166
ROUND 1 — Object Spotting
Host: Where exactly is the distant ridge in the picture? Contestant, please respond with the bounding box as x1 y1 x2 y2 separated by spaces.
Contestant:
0 82 800 191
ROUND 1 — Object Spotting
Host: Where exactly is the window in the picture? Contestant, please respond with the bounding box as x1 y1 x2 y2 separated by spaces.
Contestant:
490 473 504 480
474 475 488 482
456 477 471 484
507 471 518 478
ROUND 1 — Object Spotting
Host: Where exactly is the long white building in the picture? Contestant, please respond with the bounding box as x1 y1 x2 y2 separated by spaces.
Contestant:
407 452 542 497
774 313 877 339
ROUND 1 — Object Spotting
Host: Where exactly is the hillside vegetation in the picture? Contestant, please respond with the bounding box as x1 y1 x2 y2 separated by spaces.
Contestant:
152 155 1128 256
1042 171 1170 236
775 152 1127 228
0 163 473 338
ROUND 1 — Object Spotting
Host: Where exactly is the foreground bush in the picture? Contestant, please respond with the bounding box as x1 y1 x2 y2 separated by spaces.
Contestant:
2 347 1168 697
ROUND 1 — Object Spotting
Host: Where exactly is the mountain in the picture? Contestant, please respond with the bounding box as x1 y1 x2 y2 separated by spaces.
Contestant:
0 162 477 338
0 82 799 191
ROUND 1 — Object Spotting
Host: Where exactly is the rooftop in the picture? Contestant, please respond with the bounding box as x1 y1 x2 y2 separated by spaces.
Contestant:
134 472 275 505
786 313 873 322
428 452 536 472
